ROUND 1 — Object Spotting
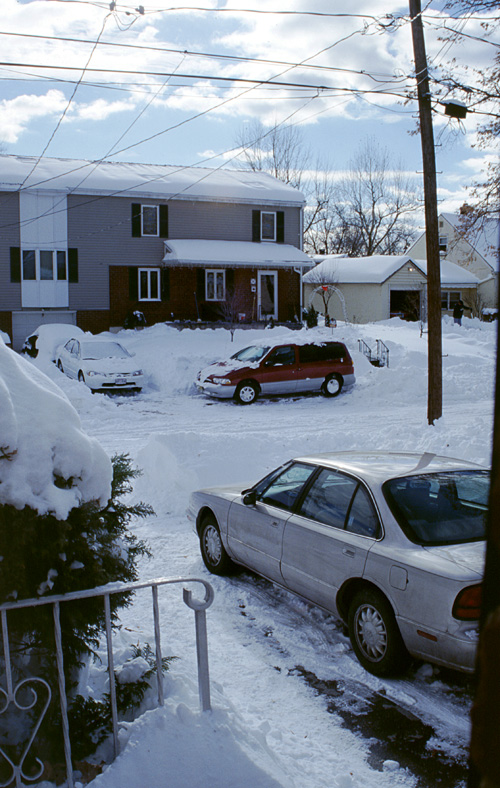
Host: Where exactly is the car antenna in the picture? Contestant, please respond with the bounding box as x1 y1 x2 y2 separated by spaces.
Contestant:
412 452 436 472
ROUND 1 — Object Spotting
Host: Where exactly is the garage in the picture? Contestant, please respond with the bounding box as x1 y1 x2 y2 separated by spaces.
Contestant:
11 311 77 351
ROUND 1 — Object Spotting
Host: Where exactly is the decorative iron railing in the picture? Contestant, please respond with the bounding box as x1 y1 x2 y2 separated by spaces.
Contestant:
0 577 214 788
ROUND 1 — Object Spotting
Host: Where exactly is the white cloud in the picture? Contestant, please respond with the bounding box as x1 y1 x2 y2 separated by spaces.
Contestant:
0 90 67 142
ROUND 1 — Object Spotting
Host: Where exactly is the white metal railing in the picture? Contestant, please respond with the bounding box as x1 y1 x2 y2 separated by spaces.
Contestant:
0 577 214 788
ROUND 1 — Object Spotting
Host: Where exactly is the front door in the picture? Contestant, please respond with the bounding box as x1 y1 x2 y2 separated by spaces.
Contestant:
258 271 278 320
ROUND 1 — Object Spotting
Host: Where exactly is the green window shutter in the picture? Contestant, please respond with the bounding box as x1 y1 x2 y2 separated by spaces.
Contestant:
226 268 234 294
131 204 141 237
10 247 21 282
68 248 79 283
159 205 169 238
160 268 170 301
252 210 261 242
129 267 138 300
276 211 285 243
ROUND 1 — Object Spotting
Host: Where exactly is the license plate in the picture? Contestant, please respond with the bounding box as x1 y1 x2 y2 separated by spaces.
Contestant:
115 378 127 385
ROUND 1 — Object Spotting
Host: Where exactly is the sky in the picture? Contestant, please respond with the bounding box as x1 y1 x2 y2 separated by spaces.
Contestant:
0 0 498 227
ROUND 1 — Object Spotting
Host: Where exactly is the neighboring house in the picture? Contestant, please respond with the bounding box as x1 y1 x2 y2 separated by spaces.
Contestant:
303 255 479 324
408 212 499 313
0 155 310 349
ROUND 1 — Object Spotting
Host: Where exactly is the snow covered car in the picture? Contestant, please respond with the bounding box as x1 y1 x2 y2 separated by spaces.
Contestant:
56 338 143 392
196 340 355 404
188 451 488 676
21 323 85 360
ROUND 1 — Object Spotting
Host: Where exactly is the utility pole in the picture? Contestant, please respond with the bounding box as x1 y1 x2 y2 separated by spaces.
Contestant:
409 0 442 424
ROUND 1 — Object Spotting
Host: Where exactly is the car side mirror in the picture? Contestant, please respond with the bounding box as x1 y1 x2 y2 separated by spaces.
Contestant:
243 491 257 506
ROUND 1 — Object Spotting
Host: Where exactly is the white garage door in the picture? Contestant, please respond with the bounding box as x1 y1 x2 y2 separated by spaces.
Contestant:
12 311 77 351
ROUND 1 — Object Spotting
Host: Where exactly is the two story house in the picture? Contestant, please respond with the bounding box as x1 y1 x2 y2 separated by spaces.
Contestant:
408 212 498 315
0 155 310 349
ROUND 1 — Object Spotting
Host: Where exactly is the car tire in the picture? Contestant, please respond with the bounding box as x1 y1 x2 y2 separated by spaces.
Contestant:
321 373 343 398
348 588 409 676
235 380 258 405
199 516 233 575
57 360 64 372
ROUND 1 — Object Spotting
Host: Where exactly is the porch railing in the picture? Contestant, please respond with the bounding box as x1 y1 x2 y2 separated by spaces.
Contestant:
0 576 214 788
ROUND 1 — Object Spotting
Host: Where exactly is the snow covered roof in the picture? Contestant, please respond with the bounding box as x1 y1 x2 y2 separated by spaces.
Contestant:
303 254 479 287
441 213 499 271
163 239 312 267
0 154 305 206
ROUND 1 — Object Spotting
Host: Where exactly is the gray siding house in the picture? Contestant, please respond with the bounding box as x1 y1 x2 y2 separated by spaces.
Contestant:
0 155 310 348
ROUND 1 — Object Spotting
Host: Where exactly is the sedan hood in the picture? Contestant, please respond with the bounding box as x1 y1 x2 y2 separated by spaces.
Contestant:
423 540 485 579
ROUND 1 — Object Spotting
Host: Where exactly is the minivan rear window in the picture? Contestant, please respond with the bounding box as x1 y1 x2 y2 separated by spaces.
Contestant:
298 343 345 363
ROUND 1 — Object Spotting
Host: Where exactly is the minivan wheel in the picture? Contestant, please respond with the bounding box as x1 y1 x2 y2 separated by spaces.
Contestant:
321 373 343 398
200 516 233 575
235 380 258 404
57 360 64 372
348 588 409 676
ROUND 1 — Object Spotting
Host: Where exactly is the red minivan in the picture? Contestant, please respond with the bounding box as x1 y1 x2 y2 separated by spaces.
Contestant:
196 340 355 404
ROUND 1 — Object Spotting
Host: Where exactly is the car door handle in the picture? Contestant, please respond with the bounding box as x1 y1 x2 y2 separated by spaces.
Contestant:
271 521 280 527
343 548 355 558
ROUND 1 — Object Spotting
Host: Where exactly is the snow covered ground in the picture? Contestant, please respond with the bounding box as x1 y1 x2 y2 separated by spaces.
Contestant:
13 315 496 788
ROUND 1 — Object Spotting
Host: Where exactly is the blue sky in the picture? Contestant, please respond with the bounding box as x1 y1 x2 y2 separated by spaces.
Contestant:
1 0 497 224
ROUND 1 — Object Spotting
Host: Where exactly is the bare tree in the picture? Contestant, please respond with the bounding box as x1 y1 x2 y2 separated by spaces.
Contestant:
236 120 309 191
335 138 422 256
304 265 342 325
218 286 247 341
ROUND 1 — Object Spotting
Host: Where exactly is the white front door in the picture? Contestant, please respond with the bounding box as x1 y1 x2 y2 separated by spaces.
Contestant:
258 271 278 320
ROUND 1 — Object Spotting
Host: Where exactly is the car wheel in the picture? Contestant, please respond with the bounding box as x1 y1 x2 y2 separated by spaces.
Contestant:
348 588 409 676
235 380 258 405
321 373 343 398
199 516 233 575
57 360 64 372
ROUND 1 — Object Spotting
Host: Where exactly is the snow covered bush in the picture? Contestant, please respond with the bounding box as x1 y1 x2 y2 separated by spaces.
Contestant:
0 342 153 766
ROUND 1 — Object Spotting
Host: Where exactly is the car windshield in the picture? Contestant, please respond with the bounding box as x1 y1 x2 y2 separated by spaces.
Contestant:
231 345 270 363
383 470 489 545
81 341 131 360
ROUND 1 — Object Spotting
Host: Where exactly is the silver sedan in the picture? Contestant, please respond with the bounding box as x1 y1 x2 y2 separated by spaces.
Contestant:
188 452 488 676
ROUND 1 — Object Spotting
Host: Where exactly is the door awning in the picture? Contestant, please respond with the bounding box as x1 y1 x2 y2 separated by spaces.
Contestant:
163 239 312 268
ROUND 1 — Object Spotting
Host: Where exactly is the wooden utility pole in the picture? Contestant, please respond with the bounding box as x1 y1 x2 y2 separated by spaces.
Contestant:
409 0 443 424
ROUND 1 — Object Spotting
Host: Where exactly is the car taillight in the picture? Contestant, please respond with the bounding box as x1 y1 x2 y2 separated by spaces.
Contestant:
453 585 482 620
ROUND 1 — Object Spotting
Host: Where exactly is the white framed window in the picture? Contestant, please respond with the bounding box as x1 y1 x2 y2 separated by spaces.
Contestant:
22 250 67 281
141 205 159 236
441 290 461 310
261 212 276 241
139 268 160 300
206 270 225 301
439 235 448 254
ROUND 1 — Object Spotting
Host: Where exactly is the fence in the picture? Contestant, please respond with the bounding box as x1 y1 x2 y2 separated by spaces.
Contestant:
0 576 214 788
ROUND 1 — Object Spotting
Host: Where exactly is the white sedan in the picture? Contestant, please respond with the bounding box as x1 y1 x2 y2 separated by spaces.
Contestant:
188 451 488 676
56 338 143 392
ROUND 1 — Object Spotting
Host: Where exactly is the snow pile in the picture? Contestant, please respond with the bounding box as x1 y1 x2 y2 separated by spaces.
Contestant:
22 316 496 788
0 339 111 518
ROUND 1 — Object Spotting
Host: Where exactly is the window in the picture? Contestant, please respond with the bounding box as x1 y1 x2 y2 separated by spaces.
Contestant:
142 205 159 236
206 270 225 301
346 485 381 537
441 290 461 310
131 203 168 238
21 250 67 281
299 469 358 530
258 462 316 512
439 235 448 254
264 345 296 366
138 268 160 301
252 210 285 243
261 212 276 241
